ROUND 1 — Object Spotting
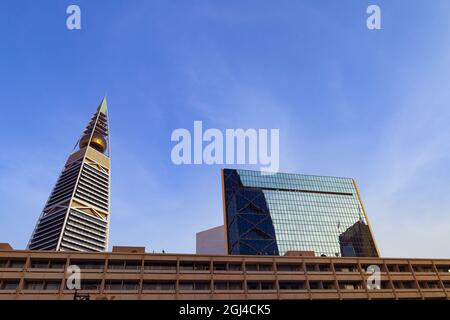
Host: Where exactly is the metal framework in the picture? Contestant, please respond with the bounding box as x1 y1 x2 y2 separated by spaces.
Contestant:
27 98 111 252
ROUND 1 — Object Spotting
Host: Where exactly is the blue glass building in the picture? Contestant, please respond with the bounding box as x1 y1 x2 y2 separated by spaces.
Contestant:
222 169 379 257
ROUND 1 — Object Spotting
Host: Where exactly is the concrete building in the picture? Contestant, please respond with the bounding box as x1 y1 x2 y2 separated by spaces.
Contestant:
0 244 449 300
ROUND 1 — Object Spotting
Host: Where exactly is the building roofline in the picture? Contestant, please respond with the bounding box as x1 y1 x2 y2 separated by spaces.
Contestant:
221 167 355 181
1 247 449 262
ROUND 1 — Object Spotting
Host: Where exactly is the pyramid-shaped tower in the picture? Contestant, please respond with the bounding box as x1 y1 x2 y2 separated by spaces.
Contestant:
28 98 111 251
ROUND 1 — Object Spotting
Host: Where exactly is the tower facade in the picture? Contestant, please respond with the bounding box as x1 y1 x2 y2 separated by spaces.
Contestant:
28 98 111 252
222 169 379 257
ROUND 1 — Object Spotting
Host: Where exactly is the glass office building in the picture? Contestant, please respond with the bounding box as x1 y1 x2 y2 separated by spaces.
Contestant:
222 169 379 257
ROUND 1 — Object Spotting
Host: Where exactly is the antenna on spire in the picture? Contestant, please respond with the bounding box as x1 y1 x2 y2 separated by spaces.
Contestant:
99 96 108 114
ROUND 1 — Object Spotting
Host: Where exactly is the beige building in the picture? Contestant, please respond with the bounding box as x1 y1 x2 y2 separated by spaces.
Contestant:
0 244 449 300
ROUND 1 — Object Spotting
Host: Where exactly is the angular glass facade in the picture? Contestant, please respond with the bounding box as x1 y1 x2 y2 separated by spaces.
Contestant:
222 169 379 257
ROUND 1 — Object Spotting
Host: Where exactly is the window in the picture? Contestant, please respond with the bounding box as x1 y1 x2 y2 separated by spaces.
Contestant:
213 262 243 272
122 282 140 290
245 264 258 272
247 281 275 291
214 282 227 290
397 265 410 272
229 282 243 290
334 264 358 272
105 280 139 291
214 281 243 291
0 280 19 290
50 260 66 269
339 281 363 290
25 280 60 290
30 260 65 269
70 260 104 270
0 260 8 268
259 264 273 272
144 261 177 271
247 282 259 290
179 262 210 272
413 265 434 273
393 281 416 289
179 282 210 291
143 282 175 291
124 261 141 270
261 282 274 290
105 281 121 290
308 281 320 290
30 261 49 269
25 281 44 290
45 282 61 290
79 281 101 291
436 265 450 273
279 281 305 290
8 260 25 269
245 263 273 272
322 281 336 289
277 264 303 272
108 260 141 270
386 264 412 273
318 264 331 272
228 263 243 271
179 282 194 290
305 264 317 272
402 281 415 289
213 263 227 271
380 281 391 289
419 281 440 289
386 265 398 272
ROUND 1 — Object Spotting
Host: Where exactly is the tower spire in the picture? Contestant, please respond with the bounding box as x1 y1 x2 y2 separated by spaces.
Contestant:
99 96 107 114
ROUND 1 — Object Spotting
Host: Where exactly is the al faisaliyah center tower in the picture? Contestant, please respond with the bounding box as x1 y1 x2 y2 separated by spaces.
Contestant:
28 98 110 252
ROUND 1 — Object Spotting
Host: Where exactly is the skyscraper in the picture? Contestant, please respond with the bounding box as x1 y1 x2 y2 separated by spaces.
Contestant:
28 98 111 252
222 168 379 257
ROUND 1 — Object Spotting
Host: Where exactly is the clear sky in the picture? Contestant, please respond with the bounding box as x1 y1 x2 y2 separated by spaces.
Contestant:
1 1 450 258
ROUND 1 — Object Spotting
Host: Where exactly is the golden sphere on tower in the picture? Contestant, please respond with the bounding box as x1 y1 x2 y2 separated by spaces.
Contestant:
79 132 107 153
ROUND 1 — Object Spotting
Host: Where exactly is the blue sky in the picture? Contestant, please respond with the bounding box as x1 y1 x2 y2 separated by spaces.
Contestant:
1 1 450 258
